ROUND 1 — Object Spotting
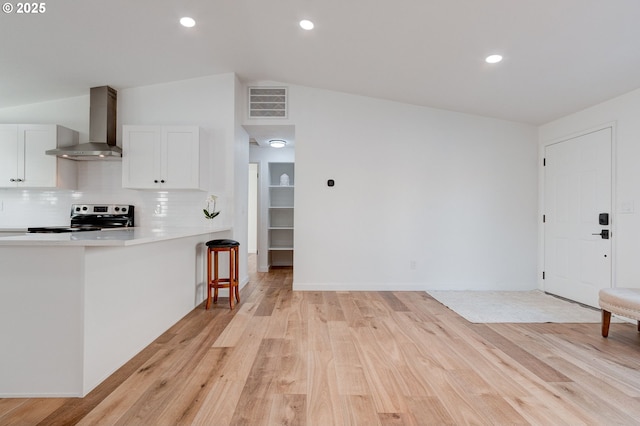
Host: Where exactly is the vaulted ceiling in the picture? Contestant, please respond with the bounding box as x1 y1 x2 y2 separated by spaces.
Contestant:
2 0 640 125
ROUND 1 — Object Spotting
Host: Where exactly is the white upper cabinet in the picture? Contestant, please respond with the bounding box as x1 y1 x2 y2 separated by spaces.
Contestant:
0 124 77 189
122 125 204 190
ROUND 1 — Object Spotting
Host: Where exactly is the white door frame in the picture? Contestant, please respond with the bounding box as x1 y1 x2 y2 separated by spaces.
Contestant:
539 122 617 293
248 162 259 254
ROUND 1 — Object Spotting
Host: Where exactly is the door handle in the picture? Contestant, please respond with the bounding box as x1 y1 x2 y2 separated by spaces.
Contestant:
592 229 610 239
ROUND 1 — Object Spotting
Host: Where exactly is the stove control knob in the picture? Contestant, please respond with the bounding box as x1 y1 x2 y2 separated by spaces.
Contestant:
121 207 127 212
75 207 81 212
82 206 88 211
114 207 120 212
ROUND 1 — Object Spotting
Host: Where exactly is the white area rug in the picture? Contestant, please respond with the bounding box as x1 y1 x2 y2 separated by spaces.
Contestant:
427 290 613 323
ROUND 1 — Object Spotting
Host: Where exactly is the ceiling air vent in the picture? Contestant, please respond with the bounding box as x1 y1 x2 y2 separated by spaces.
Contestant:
248 87 287 118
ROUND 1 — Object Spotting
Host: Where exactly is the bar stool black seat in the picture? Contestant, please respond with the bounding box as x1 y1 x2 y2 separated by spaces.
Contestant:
205 239 240 309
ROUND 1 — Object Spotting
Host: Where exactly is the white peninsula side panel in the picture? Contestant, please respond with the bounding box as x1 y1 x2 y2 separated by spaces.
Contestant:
0 246 85 396
82 235 207 393
0 228 230 397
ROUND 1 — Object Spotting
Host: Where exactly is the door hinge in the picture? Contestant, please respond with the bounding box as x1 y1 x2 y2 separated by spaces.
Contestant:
542 271 545 280
543 214 546 223
543 158 546 166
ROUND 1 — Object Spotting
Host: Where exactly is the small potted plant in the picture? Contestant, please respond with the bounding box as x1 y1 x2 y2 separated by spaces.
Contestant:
203 194 220 219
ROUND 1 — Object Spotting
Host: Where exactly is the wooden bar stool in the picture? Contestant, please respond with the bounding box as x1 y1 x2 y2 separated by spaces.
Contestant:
205 239 240 310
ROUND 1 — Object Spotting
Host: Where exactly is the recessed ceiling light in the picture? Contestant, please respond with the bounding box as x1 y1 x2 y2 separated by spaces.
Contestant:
180 17 196 28
299 19 314 30
269 139 287 148
485 54 503 64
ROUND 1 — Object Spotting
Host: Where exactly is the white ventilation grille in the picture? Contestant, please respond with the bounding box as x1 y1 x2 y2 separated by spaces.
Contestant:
248 87 287 118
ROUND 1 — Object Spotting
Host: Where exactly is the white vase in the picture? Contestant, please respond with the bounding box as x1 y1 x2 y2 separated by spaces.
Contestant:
280 173 290 186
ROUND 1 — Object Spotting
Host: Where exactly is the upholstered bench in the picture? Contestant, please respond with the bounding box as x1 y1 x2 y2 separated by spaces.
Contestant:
598 288 640 337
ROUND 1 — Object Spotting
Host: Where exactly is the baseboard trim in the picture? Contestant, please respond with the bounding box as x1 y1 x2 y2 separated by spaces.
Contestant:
292 282 428 291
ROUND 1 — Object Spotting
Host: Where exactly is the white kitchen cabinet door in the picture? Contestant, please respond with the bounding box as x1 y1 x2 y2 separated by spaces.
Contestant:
122 126 162 189
163 127 201 189
0 124 77 189
0 125 19 187
122 125 202 190
21 125 58 187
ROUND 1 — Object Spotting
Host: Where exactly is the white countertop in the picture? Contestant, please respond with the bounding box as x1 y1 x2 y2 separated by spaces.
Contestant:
0 226 231 247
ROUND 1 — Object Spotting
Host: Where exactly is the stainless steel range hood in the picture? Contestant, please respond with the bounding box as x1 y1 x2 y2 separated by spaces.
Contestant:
46 86 122 160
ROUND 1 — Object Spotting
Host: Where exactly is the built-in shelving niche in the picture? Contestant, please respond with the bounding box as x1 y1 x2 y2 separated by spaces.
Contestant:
268 162 294 266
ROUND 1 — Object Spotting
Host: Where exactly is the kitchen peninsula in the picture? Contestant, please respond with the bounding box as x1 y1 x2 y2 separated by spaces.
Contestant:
0 226 231 397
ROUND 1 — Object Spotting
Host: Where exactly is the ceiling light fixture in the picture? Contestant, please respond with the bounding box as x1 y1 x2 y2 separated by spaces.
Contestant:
269 139 287 148
485 54 503 64
180 17 196 28
299 19 314 30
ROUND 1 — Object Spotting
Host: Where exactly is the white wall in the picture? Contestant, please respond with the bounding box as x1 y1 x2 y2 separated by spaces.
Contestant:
289 85 539 291
539 87 640 289
233 74 250 284
248 163 258 253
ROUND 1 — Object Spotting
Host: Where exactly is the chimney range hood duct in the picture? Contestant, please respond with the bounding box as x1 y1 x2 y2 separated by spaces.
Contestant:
46 86 122 159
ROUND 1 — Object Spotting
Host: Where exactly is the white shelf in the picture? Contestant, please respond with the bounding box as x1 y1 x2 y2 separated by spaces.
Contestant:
269 163 295 186
269 185 294 207
268 162 294 267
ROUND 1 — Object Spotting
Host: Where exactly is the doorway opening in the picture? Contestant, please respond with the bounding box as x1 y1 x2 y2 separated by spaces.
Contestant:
244 124 295 274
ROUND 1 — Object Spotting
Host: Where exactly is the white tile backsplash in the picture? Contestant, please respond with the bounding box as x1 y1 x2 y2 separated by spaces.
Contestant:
0 161 224 229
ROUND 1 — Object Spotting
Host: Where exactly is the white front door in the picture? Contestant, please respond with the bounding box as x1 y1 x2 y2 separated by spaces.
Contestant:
543 127 612 307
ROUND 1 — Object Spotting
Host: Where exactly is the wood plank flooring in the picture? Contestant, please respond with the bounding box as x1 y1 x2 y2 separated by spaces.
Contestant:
2 257 640 425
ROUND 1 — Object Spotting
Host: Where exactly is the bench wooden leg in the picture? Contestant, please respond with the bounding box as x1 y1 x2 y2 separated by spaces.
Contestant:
602 310 611 337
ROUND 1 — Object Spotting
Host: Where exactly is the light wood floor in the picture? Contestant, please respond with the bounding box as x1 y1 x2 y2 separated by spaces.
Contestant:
2 258 640 425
